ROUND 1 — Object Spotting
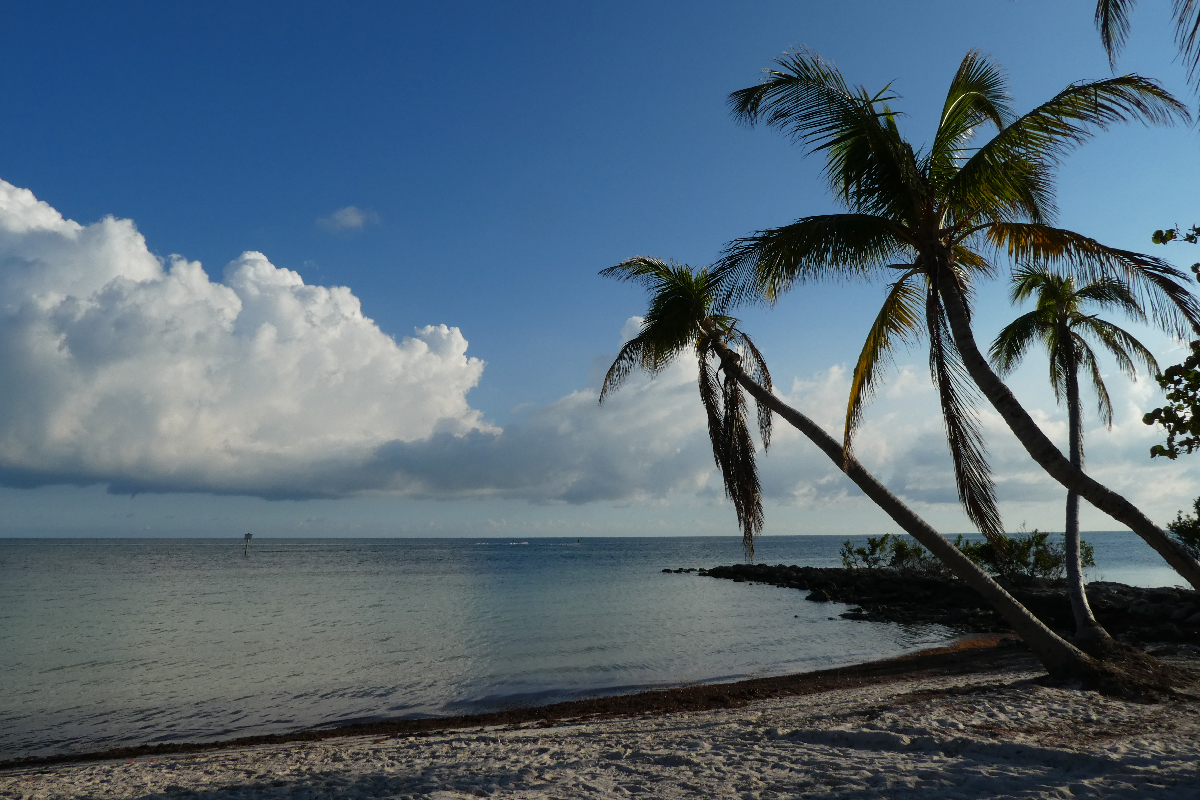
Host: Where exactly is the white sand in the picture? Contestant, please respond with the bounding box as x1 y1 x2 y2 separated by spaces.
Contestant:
3 666 1198 799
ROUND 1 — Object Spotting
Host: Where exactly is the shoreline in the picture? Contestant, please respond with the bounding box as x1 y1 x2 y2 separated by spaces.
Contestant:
1 635 1025 772
5 636 1198 799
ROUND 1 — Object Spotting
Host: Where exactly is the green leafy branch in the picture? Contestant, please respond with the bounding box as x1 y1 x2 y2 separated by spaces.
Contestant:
1144 341 1200 459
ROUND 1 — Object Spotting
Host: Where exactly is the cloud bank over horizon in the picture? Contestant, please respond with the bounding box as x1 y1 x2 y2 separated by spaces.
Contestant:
0 179 489 498
0 177 1194 533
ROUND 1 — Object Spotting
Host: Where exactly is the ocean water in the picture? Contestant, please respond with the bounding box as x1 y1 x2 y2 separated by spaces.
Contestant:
0 532 1180 760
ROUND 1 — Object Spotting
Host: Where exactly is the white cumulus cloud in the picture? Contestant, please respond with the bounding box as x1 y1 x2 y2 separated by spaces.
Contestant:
364 355 717 502
0 179 487 497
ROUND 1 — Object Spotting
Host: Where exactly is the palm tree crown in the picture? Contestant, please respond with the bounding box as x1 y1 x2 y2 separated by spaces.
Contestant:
990 265 1159 639
599 257 772 560
718 48 1196 541
990 266 1159 434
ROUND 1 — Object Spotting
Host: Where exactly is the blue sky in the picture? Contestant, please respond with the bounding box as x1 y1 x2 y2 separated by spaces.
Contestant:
2 1 1200 538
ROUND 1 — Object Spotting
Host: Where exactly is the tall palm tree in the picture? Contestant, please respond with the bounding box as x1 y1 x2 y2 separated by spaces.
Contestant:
991 266 1159 641
718 48 1200 588
1096 1 1200 83
599 256 1098 678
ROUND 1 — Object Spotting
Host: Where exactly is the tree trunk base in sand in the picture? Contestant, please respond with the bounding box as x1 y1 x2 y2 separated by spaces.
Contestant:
1058 637 1200 702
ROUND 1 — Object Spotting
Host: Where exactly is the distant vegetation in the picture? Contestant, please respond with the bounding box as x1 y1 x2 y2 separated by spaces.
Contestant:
840 532 1094 584
1166 499 1200 561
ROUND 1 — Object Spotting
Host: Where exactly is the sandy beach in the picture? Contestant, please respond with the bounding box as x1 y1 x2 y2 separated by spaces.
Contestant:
4 642 1198 799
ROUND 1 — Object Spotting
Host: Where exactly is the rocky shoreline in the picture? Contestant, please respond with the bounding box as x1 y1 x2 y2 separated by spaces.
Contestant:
669 564 1200 651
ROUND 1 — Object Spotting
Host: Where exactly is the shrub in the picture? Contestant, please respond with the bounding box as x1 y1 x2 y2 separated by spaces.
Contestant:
839 534 893 570
953 530 1093 583
886 537 947 576
840 530 1093 582
839 533 946 576
1166 498 1200 561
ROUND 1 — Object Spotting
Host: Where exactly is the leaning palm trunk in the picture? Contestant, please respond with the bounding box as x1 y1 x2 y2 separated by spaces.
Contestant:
1063 346 1110 641
698 321 1095 677
938 272 1200 589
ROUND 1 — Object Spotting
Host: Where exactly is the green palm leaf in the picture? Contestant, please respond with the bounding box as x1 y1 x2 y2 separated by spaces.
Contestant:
986 223 1200 337
844 269 924 461
1096 1 1200 84
928 51 1013 187
727 48 926 221
718 214 911 305
928 283 1004 540
950 76 1188 225
990 266 1159 432
600 258 773 561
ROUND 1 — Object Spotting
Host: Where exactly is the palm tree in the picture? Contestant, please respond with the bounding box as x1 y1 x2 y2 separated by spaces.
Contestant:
600 258 773 561
599 256 1098 678
718 48 1200 588
1095 1 1200 84
991 266 1159 641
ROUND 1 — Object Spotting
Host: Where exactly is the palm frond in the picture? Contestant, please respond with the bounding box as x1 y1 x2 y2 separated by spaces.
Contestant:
717 213 911 306
721 371 765 561
1077 315 1160 379
697 337 727 466
951 243 998 277
599 334 650 403
1073 277 1148 322
1095 1 1135 65
928 282 1005 540
1174 0 1200 83
1097 1 1200 84
929 51 1013 186
727 47 926 221
695 337 766 561
727 329 775 449
950 75 1188 224
987 223 1200 336
1074 339 1114 431
990 308 1052 376
982 74 1186 163
844 269 924 462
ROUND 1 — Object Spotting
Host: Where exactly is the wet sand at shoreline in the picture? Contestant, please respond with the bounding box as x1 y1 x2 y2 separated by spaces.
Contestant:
4 639 1198 799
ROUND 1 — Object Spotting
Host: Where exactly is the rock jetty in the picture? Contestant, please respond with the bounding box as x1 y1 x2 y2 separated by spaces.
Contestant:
664 564 1200 649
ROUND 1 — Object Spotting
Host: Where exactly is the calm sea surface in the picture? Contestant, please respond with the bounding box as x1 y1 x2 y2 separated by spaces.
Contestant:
0 533 1179 759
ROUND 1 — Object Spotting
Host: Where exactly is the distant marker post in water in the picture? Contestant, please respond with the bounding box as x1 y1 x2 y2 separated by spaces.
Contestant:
243 532 252 556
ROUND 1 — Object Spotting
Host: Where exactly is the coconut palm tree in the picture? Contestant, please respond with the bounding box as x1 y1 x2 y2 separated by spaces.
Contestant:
599 256 1098 678
717 47 1200 588
1095 1 1200 83
600 258 772 561
991 266 1160 641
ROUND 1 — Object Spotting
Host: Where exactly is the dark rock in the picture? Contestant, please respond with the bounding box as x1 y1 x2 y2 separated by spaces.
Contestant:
1153 623 1184 640
694 563 1200 643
